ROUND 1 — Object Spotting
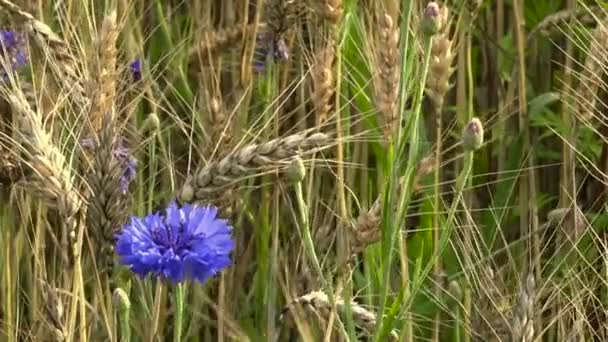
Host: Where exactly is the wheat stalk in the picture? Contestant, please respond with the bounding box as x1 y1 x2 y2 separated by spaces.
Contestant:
178 131 330 203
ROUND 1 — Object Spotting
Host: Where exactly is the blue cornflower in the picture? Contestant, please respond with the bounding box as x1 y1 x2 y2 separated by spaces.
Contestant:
129 59 142 81
0 30 27 80
254 33 289 73
115 202 234 284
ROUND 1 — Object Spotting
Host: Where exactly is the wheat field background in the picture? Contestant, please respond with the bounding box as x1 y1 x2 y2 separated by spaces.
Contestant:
0 0 606 341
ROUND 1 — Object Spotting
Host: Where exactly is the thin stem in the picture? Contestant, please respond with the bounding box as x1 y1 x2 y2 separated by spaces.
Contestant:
149 282 164 342
294 181 327 291
173 284 185 342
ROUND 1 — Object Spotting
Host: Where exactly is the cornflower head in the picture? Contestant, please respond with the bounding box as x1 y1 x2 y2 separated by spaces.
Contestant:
115 202 234 284
129 58 142 81
0 29 27 80
254 32 290 73
81 137 137 194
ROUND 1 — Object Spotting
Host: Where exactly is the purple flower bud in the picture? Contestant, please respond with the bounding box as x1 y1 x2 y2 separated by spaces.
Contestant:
254 33 290 73
0 29 27 81
421 2 441 36
462 117 484 151
129 59 142 81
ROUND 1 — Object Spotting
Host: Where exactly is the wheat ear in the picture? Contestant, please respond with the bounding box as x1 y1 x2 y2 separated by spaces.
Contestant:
38 279 66 341
425 3 455 115
87 10 119 135
575 17 608 122
279 290 398 340
511 274 536 342
312 38 336 126
85 119 130 270
0 0 88 109
193 23 263 60
314 0 343 24
373 1 400 141
350 155 434 254
7 91 82 261
178 131 330 203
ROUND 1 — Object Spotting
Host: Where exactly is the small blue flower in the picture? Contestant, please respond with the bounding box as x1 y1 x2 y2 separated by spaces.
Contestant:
129 59 142 81
81 137 137 194
115 202 234 284
254 33 289 73
0 29 27 80
112 139 137 194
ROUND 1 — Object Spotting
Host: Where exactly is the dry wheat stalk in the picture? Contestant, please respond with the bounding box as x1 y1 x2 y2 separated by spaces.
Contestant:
575 17 608 122
312 39 336 126
178 131 330 203
0 0 88 110
511 274 536 342
279 290 398 340
425 3 455 114
6 91 82 261
373 1 400 141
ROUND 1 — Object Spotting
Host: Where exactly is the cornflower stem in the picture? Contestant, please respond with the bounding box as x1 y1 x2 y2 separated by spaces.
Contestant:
173 283 185 342
149 281 164 342
118 291 132 342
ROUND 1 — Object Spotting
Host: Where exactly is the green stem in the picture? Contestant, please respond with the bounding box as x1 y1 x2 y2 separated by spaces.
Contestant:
149 282 164 342
294 181 328 292
173 284 185 342
116 287 132 342
376 32 434 340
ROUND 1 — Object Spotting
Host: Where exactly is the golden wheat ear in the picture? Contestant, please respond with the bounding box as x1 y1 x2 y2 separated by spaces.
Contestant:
179 131 331 204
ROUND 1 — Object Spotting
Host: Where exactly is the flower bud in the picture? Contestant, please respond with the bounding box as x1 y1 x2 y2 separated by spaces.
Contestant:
286 157 306 183
462 117 484 151
448 280 462 299
421 2 441 36
113 288 131 311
